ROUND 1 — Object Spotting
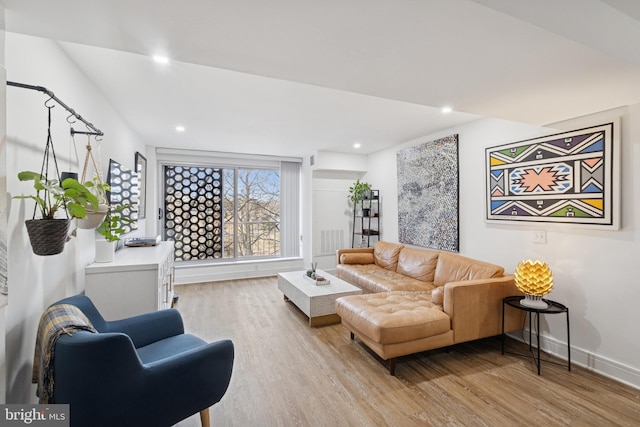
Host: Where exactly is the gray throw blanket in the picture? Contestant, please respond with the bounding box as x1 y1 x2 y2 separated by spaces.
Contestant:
32 303 97 403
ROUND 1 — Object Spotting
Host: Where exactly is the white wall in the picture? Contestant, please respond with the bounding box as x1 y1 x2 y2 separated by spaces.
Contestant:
4 33 145 403
310 147 369 272
367 108 640 388
0 3 6 404
311 173 358 271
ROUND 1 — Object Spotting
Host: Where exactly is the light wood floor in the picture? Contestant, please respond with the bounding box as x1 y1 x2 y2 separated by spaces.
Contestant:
174 277 640 426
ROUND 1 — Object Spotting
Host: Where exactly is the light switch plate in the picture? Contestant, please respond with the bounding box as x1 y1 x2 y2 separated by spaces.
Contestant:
533 230 547 244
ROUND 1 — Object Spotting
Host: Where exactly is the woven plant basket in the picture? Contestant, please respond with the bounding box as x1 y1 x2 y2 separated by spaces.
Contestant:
25 219 70 256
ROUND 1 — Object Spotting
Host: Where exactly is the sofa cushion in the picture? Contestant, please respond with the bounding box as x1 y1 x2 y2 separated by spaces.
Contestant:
396 247 439 282
336 264 434 293
340 252 375 265
374 241 404 271
430 287 444 305
434 252 504 287
335 292 450 345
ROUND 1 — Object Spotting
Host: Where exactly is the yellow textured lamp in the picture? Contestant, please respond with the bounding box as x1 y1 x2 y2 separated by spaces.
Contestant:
513 260 553 309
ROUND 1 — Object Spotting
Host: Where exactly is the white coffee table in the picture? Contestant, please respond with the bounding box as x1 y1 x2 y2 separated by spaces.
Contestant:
278 270 362 326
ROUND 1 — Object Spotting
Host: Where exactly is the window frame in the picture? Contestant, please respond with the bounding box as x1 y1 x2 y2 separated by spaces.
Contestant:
156 149 301 264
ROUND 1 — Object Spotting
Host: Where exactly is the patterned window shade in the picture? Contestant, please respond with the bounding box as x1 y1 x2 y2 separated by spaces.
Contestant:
163 166 223 261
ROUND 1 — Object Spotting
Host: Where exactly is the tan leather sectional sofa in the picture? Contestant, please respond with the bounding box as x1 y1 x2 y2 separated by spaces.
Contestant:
335 241 524 374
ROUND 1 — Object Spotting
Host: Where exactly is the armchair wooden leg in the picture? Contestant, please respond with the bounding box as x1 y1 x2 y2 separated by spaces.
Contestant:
200 408 210 427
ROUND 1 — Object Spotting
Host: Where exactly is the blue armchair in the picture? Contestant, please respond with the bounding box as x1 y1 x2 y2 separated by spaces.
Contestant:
47 295 234 427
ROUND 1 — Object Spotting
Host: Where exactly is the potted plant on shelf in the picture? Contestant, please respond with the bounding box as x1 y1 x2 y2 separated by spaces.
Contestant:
15 171 99 256
94 203 132 262
348 179 372 216
348 179 372 204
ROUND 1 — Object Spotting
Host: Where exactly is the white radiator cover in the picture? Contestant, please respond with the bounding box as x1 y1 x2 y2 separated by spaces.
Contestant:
316 229 346 256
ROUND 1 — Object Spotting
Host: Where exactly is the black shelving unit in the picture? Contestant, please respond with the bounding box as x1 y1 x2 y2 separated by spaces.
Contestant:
352 189 380 248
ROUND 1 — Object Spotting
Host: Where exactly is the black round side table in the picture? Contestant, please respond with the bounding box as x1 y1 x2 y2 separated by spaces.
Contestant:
501 295 570 375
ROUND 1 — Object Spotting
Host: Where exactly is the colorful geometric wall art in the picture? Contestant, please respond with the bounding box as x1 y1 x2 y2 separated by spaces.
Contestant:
397 134 459 251
485 122 620 229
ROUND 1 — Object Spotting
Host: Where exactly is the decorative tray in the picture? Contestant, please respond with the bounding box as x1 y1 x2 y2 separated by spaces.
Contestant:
303 274 331 286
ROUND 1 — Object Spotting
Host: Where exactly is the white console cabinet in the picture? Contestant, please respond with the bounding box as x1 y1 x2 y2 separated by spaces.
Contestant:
85 241 175 320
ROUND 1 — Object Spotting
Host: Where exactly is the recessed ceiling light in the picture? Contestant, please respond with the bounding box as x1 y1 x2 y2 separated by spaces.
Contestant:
353 142 361 149
153 55 170 64
175 126 185 132
441 106 453 114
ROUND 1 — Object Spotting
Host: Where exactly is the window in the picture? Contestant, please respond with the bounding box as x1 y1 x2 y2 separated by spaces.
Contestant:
161 155 300 262
225 168 280 258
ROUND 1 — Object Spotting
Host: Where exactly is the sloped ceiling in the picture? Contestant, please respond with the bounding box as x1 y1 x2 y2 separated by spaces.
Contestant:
2 0 640 157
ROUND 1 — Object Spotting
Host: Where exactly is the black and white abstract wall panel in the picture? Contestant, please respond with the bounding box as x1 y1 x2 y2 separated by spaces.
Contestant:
397 134 459 252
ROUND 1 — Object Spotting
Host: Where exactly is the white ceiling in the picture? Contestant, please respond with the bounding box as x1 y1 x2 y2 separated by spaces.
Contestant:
2 0 640 158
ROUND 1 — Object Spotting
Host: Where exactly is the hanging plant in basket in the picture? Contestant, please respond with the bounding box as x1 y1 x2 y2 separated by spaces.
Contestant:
78 176 110 229
77 135 110 230
15 171 99 256
14 104 99 256
24 219 69 257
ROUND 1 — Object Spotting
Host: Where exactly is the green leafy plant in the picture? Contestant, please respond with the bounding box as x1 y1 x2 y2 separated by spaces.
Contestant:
348 179 372 204
82 176 110 206
97 204 132 242
15 171 99 219
75 177 111 230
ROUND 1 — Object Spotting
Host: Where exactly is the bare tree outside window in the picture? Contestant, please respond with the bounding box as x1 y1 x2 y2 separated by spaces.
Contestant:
230 169 280 257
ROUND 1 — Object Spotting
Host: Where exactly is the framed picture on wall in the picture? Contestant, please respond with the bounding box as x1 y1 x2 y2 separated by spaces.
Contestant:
485 121 620 229
135 152 147 219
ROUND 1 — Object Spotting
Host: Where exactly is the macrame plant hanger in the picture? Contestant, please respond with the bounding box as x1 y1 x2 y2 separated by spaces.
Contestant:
80 134 108 202
76 133 109 229
37 102 69 220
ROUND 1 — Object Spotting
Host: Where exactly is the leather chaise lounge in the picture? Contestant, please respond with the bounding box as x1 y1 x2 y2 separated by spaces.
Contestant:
335 241 524 375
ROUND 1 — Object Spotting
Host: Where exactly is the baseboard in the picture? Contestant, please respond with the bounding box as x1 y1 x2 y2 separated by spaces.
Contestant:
173 258 305 284
508 331 640 390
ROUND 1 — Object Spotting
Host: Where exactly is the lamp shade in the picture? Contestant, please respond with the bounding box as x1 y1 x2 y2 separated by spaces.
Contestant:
514 260 553 309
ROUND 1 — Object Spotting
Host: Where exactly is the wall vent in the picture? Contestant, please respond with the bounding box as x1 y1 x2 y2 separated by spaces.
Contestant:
318 229 345 256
